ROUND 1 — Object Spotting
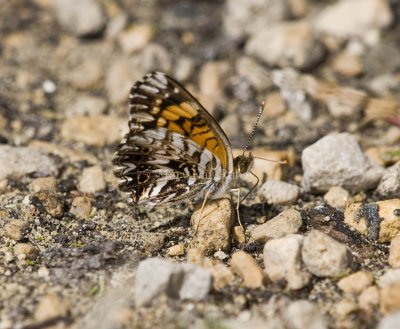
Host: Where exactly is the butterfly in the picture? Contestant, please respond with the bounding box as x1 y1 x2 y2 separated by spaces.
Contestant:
112 71 255 208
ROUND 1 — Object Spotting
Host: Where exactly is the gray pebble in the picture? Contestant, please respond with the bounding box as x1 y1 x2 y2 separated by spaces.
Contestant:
302 230 352 277
55 0 106 37
78 166 106 194
283 300 327 329
251 209 302 242
302 133 384 192
134 258 212 306
263 234 311 290
257 180 300 205
0 146 58 181
377 161 400 197
179 263 213 300
378 312 400 329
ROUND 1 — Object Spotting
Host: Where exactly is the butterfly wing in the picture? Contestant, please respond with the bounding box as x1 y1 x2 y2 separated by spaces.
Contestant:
113 71 233 205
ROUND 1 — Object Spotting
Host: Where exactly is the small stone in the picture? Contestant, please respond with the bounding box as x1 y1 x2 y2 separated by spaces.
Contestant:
358 285 380 311
61 115 125 147
78 166 106 194
324 186 351 210
134 258 181 306
332 52 363 77
66 60 103 90
282 300 327 329
118 25 154 54
134 258 212 306
251 209 302 242
263 234 311 289
208 262 235 291
14 243 39 261
143 233 165 254
344 199 400 243
70 196 92 219
377 162 400 198
337 271 374 294
105 13 128 39
302 230 352 277
272 68 313 121
198 61 230 116
0 146 58 180
190 198 233 255
54 0 106 36
379 269 400 288
314 0 393 40
302 133 383 192
231 251 265 289
246 21 324 70
214 251 228 260
257 180 300 205
233 226 246 244
179 263 212 301
334 298 359 319
3 220 25 241
30 176 57 193
29 140 97 164
34 293 68 322
106 58 142 105
378 312 400 329
186 247 204 266
263 91 287 118
389 235 400 268
235 56 273 92
223 0 290 39
167 244 185 257
35 191 64 218
173 56 194 82
65 95 107 117
380 283 400 314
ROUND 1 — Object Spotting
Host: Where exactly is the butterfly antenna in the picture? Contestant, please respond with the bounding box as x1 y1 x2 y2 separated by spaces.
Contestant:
243 101 265 155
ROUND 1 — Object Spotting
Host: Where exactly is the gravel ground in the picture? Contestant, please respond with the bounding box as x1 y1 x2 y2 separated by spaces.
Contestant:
1 1 400 328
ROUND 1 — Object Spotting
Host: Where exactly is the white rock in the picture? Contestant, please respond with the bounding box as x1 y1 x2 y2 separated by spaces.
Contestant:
134 258 181 306
134 258 212 306
223 0 291 39
302 230 352 277
78 166 106 194
314 0 393 42
377 162 400 197
251 209 302 242
257 180 300 205
324 186 351 210
378 312 400 329
282 300 327 329
180 263 212 301
0 146 57 180
55 0 106 37
246 21 324 70
378 269 400 288
34 293 68 322
263 234 311 289
235 56 273 92
302 133 383 192
271 68 313 121
65 95 107 117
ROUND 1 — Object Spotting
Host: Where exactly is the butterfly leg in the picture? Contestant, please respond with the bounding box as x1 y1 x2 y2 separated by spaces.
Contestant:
194 190 212 235
230 188 244 230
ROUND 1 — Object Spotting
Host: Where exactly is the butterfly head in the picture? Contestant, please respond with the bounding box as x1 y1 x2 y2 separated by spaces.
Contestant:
233 152 254 175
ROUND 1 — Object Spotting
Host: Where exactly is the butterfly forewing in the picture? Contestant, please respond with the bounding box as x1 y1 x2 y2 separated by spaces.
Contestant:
113 71 234 206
